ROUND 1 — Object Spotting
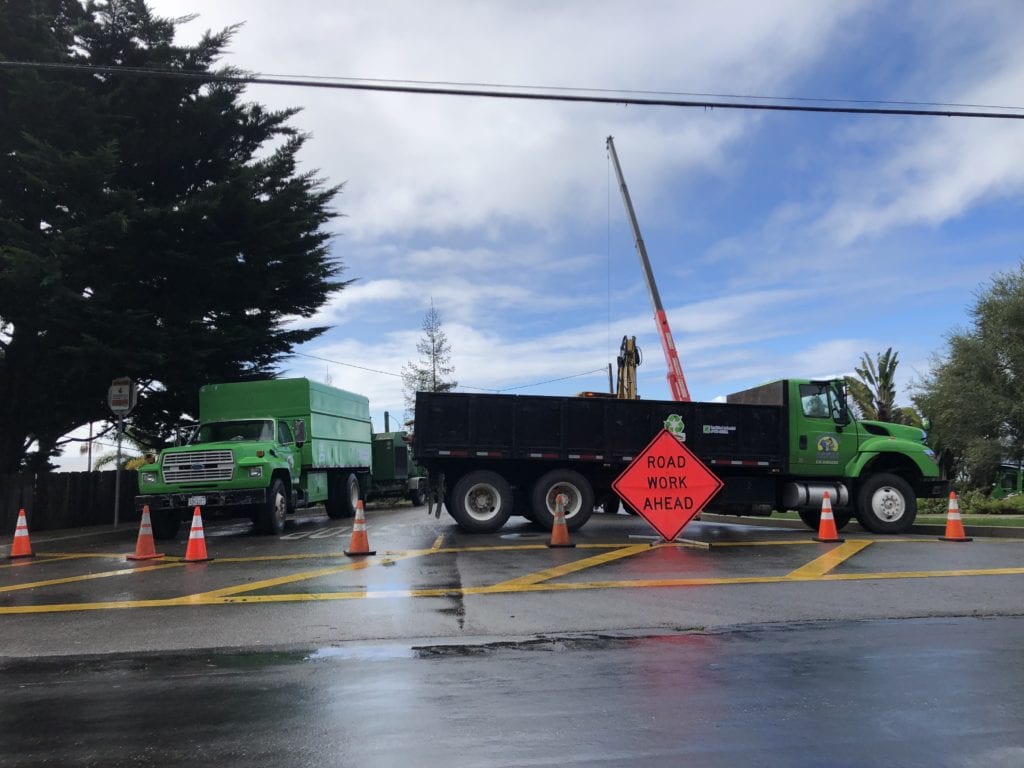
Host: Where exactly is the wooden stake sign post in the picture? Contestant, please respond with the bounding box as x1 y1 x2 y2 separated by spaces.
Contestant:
611 429 724 542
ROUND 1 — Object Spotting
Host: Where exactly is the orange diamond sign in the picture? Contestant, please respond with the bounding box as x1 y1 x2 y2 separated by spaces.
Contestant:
612 429 724 542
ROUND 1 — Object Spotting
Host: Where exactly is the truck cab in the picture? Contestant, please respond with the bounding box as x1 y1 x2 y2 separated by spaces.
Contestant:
137 414 307 539
732 378 946 533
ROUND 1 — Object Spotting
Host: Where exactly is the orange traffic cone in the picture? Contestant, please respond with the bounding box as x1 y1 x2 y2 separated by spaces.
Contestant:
813 491 844 543
939 491 972 542
127 505 165 561
9 508 34 559
345 500 376 556
548 494 575 548
183 507 212 562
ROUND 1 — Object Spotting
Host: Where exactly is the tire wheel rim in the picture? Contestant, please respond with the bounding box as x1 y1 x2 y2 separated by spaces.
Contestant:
546 483 582 519
464 483 502 522
349 479 359 510
870 486 906 523
274 491 286 528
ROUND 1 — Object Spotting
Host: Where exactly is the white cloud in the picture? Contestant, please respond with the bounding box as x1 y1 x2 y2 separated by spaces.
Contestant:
152 0 868 242
116 0 1024 443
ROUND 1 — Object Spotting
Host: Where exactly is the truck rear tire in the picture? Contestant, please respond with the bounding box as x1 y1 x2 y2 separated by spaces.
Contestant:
856 473 917 534
531 469 594 532
151 511 181 541
408 487 427 507
256 478 289 535
326 472 359 519
449 470 513 534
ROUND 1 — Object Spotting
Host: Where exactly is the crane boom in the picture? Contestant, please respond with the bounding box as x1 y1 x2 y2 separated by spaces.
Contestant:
606 135 691 402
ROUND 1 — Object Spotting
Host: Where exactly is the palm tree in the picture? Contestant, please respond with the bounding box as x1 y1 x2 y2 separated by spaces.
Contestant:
92 426 156 471
847 347 902 423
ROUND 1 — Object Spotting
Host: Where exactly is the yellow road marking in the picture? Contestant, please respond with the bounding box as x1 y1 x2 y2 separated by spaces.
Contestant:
785 540 873 579
482 544 652 592
3 536 1024 616
1 564 1023 615
189 549 436 600
0 561 186 593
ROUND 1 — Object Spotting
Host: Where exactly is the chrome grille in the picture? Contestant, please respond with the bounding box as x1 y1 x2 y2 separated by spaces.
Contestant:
162 450 234 483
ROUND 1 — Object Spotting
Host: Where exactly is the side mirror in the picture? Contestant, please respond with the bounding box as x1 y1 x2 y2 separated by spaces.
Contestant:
293 419 306 448
921 417 931 431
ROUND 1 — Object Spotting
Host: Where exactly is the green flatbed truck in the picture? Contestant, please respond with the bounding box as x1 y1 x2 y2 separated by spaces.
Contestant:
135 378 427 539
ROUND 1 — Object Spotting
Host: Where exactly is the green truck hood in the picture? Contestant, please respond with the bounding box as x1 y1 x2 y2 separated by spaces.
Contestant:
161 440 281 462
856 420 927 443
850 420 940 478
138 441 285 475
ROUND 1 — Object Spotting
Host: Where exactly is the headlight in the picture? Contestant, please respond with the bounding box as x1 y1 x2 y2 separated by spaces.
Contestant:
142 472 157 484
248 466 264 478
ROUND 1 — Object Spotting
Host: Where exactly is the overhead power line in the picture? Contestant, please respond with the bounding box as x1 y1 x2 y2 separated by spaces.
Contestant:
3 60 1024 120
292 351 606 394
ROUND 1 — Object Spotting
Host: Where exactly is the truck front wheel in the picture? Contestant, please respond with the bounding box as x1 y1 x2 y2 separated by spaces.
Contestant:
531 470 595 532
856 473 917 534
256 478 289 535
449 471 513 534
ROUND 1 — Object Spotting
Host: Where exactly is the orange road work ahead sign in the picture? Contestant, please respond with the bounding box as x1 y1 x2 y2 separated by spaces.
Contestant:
612 429 725 542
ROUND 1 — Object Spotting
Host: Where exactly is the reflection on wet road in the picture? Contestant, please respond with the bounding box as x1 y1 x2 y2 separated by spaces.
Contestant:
3 617 1023 767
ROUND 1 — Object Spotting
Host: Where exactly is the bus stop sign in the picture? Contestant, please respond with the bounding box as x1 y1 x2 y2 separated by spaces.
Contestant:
108 377 137 416
612 428 724 542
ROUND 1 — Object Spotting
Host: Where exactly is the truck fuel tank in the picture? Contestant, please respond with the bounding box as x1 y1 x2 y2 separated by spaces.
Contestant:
782 482 850 511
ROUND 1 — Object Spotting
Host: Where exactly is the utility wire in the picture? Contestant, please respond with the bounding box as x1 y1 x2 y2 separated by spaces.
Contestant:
292 351 606 394
248 72 1024 114
3 60 1024 119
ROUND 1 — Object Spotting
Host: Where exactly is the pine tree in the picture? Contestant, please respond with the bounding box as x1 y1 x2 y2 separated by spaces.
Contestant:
0 1 347 471
401 302 457 426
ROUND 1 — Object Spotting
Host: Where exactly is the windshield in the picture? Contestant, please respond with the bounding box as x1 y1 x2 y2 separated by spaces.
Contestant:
193 420 274 443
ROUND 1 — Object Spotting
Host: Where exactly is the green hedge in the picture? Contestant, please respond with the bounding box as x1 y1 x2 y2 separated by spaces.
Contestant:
918 489 1024 516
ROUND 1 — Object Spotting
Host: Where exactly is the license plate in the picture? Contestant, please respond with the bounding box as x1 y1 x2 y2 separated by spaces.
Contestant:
187 495 207 507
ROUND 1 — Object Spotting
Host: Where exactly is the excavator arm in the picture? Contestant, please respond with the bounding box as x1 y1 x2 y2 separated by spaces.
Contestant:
616 335 641 400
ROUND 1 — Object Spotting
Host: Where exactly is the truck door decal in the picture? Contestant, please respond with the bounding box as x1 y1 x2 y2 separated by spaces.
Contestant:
815 434 840 465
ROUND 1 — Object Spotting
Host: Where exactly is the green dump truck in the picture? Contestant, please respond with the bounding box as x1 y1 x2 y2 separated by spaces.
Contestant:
135 378 427 539
414 378 948 535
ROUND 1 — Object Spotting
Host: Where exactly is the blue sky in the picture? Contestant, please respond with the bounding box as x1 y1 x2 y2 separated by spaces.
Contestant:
59 0 1024 467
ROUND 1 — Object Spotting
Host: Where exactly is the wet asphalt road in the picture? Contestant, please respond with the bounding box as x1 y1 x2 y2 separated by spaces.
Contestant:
3 616 1023 767
2 505 1024 765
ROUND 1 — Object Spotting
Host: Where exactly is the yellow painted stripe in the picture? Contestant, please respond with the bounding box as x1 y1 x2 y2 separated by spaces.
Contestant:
0 553 132 567
2 565 1024 614
0 561 186 593
785 540 873 580
482 544 652 591
708 539 828 547
431 535 445 552
189 549 435 599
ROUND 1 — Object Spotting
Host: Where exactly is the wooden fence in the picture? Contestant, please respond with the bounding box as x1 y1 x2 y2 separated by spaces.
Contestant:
0 471 139 533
